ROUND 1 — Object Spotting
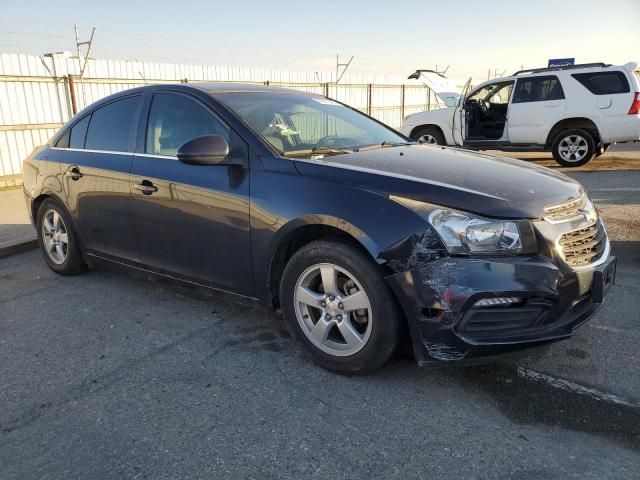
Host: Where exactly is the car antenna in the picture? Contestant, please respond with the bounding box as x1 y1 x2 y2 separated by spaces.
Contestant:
135 59 148 85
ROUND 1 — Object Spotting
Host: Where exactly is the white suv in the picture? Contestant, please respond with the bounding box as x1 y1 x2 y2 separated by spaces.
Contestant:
400 62 640 166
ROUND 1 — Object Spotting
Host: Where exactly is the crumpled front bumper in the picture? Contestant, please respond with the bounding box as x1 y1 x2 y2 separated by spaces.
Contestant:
385 254 615 364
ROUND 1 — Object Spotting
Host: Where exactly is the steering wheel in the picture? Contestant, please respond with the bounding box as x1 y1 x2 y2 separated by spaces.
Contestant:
316 135 341 147
477 99 489 114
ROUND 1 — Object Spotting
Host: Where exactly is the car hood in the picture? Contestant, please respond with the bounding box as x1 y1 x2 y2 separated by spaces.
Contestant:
292 145 583 219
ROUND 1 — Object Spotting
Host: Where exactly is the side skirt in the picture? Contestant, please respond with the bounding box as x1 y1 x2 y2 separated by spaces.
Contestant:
85 252 261 305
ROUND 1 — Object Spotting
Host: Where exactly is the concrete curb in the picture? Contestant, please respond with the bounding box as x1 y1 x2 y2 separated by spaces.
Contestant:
0 238 39 259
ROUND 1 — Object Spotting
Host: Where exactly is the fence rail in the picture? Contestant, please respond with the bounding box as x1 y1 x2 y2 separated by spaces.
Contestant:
0 53 444 179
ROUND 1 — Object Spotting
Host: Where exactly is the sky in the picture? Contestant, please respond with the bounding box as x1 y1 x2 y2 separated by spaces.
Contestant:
0 0 638 83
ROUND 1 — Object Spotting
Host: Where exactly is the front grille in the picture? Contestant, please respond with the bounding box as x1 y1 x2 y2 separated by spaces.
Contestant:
544 197 585 222
558 221 607 267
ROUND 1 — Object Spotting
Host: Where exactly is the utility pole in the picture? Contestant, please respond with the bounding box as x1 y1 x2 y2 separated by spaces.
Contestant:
74 24 96 108
335 54 354 84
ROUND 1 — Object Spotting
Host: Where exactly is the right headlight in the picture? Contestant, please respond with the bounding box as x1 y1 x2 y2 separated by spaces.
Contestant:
390 196 537 255
428 208 537 255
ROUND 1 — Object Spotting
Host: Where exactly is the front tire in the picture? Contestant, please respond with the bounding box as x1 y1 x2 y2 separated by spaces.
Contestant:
36 198 86 275
411 126 446 145
552 129 596 167
280 240 402 374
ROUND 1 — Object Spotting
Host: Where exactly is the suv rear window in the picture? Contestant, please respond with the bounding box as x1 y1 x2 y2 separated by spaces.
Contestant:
572 71 630 95
512 75 564 103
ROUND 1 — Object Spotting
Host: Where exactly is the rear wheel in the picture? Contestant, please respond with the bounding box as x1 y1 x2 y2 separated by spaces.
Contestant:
280 240 402 374
36 198 86 275
552 129 596 167
411 126 446 145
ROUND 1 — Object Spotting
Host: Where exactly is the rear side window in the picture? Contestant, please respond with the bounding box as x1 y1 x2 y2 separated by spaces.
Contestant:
572 71 630 95
145 93 228 156
512 75 565 103
85 96 140 152
55 130 70 148
70 115 90 149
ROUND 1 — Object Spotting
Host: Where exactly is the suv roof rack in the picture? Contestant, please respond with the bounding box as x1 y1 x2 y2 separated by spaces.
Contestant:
512 63 610 76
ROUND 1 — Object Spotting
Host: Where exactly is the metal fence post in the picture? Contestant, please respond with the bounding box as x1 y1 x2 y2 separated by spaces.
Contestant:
367 83 372 116
67 75 77 115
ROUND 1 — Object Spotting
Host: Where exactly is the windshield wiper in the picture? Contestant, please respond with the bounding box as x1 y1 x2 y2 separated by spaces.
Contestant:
286 146 354 158
355 141 414 152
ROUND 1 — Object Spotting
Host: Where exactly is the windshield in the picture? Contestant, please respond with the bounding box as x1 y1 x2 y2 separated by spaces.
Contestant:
216 92 408 158
467 81 514 104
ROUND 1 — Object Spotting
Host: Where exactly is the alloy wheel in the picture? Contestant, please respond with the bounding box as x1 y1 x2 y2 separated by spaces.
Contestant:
293 263 373 356
558 134 588 162
41 208 69 265
418 134 437 144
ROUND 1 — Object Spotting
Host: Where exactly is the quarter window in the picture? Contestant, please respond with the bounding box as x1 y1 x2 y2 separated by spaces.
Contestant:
512 76 565 103
70 115 90 149
572 71 630 95
85 96 140 152
145 93 228 156
55 130 70 148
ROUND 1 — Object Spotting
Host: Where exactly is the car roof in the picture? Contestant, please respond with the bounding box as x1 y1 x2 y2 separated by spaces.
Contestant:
192 82 311 95
477 62 637 88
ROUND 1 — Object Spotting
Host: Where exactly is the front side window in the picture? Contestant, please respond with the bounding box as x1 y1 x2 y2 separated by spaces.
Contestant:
512 76 564 103
572 71 630 95
467 82 513 105
216 92 406 158
85 96 140 152
145 93 228 156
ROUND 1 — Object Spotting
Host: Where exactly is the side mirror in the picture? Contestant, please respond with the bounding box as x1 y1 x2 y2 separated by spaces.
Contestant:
177 135 229 166
444 96 457 108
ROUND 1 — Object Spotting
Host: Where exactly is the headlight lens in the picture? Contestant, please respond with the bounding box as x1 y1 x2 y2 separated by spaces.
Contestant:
429 209 535 254
390 196 537 255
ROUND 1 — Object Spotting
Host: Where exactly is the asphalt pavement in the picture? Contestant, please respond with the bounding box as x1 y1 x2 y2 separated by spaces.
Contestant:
1 169 639 479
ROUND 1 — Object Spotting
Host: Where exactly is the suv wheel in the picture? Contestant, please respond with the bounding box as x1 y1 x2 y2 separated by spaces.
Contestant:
552 129 596 167
36 198 86 275
411 127 445 145
280 240 402 374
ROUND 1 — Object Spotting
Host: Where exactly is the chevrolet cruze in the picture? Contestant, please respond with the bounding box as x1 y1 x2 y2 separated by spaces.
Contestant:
22 83 616 374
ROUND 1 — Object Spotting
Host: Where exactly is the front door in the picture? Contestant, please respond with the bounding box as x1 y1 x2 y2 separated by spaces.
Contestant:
130 92 252 295
453 78 473 145
461 81 514 143
507 75 567 144
61 95 142 262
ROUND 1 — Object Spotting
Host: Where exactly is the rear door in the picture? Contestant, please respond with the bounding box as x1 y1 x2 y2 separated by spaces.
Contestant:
61 95 142 261
130 91 252 295
507 75 567 144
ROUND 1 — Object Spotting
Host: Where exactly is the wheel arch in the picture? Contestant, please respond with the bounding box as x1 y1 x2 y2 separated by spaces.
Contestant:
410 124 447 143
546 117 601 147
266 218 385 308
31 193 87 255
31 193 65 225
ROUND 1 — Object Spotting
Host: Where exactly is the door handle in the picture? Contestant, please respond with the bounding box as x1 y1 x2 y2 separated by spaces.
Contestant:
64 166 83 180
134 181 158 195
